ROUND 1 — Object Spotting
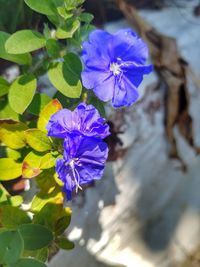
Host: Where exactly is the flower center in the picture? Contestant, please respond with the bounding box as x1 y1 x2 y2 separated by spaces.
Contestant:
110 62 121 76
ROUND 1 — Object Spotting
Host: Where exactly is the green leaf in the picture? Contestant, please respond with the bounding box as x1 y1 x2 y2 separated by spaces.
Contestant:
0 99 19 121
31 188 64 213
0 184 9 204
56 237 74 250
25 129 52 152
40 153 56 169
5 30 46 54
35 168 56 193
0 76 9 97
0 31 32 65
9 258 47 267
22 151 42 179
46 39 60 58
6 148 21 161
48 53 82 98
64 52 82 76
23 248 48 262
57 6 72 20
27 93 51 116
9 74 37 114
24 0 58 16
33 203 71 234
37 99 62 132
18 224 53 250
0 120 27 149
56 18 80 39
0 205 31 228
79 12 94 23
0 230 24 265
0 158 22 181
8 195 23 207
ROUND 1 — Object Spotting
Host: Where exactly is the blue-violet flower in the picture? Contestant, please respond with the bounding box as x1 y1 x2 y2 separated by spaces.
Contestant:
56 135 108 200
81 29 153 107
47 102 110 139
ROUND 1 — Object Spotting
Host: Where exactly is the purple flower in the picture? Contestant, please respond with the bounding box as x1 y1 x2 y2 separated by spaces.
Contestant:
47 102 110 139
56 135 108 200
81 29 153 107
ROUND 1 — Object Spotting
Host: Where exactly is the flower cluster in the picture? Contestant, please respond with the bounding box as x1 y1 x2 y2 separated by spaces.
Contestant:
47 103 110 200
81 29 152 107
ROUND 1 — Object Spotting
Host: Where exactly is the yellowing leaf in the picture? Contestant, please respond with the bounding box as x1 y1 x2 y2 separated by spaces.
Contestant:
0 158 22 181
40 153 56 169
22 151 42 179
37 99 62 132
25 129 52 152
0 120 27 149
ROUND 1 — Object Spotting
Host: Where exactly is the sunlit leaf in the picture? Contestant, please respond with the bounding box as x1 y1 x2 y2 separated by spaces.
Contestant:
6 30 46 54
0 120 27 149
40 152 56 169
56 19 80 39
31 187 64 213
0 158 22 181
48 53 82 98
0 31 32 65
8 74 37 114
0 99 19 121
22 151 43 179
37 99 62 132
27 93 51 116
25 129 52 152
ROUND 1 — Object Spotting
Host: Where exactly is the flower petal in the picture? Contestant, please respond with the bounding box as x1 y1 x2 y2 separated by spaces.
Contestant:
113 29 149 64
112 76 139 107
47 109 73 138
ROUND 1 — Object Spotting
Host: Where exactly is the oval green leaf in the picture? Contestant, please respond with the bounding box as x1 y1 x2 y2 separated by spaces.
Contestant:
0 205 31 228
25 129 52 152
9 74 37 114
0 99 19 121
0 31 32 65
24 0 57 15
48 53 82 98
56 237 74 250
0 230 24 265
18 224 53 250
5 30 46 54
10 258 47 267
0 158 22 181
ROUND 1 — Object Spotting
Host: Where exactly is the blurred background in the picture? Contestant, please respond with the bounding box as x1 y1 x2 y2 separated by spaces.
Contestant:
1 0 200 267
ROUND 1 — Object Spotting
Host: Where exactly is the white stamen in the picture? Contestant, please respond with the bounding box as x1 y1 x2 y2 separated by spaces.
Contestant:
67 158 82 193
110 62 121 76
